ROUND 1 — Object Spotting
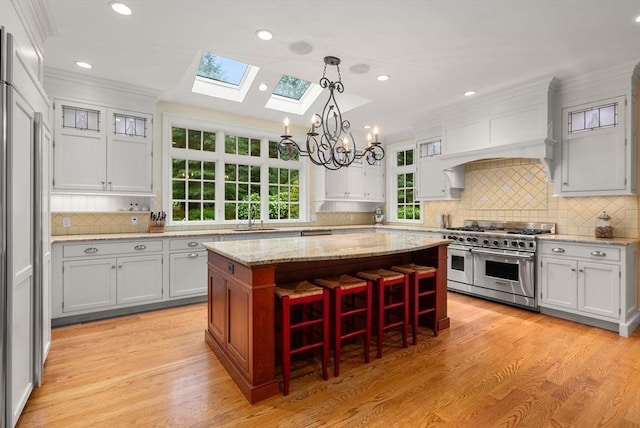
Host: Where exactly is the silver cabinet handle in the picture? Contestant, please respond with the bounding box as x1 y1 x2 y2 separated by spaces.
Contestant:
134 244 147 251
551 248 565 253
84 247 99 254
571 268 576 271
590 250 606 257
187 253 199 258
187 241 199 247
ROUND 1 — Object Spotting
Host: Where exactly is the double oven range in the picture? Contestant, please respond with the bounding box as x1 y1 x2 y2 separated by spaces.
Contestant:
444 220 555 310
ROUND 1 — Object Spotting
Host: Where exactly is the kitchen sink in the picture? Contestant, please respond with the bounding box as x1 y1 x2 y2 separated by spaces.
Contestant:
231 227 278 232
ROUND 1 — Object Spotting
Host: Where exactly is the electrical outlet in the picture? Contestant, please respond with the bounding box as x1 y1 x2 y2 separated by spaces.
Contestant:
131 216 138 225
62 217 71 227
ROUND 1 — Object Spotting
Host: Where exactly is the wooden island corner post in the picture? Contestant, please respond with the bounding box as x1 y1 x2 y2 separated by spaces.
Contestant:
203 233 450 403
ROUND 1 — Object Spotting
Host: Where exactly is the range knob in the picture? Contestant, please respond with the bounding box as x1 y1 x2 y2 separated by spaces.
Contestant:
493 240 499 246
466 237 473 242
511 241 518 247
471 237 478 243
518 242 526 247
483 239 489 245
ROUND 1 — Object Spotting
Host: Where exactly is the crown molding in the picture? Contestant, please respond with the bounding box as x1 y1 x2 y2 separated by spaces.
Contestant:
44 66 162 100
11 0 57 49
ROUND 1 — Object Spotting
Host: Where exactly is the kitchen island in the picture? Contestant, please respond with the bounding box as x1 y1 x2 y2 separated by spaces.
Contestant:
204 232 450 403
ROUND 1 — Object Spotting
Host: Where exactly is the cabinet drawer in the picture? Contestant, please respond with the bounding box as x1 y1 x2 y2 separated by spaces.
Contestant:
63 240 163 257
168 238 210 251
539 242 620 262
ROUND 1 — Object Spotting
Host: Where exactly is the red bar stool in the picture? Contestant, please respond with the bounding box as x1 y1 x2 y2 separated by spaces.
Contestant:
356 269 408 358
314 274 372 376
391 263 438 344
275 280 330 396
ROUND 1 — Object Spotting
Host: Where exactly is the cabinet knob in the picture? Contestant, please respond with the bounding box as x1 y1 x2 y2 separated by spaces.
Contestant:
187 242 199 247
578 269 584 273
590 251 606 257
551 248 565 253
571 268 576 271
118 265 123 269
134 244 147 251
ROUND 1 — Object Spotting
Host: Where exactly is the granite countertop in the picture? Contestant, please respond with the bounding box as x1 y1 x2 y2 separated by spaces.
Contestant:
537 234 640 246
50 224 444 243
204 232 450 266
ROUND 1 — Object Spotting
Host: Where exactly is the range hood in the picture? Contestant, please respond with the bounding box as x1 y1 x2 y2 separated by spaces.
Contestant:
436 77 560 182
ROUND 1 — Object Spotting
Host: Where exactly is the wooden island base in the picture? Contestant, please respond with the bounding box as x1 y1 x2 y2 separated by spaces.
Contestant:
204 233 449 403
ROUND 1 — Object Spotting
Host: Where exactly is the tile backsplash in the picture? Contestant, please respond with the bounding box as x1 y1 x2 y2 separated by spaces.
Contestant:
423 158 639 238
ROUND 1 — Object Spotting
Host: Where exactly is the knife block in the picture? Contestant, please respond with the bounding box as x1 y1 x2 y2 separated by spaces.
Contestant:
148 220 165 233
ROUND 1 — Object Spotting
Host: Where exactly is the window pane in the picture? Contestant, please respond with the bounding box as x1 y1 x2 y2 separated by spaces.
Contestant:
225 164 236 181
406 173 414 187
600 105 615 127
188 160 201 179
203 182 215 200
251 138 261 157
224 203 236 220
225 135 237 154
397 151 405 167
188 181 201 200
187 202 201 221
238 137 249 155
238 183 249 201
269 141 278 159
203 131 216 152
273 75 312 100
173 158 186 178
224 183 236 200
406 149 414 166
397 174 405 188
188 129 202 150
238 165 249 183
197 52 248 86
172 180 185 199
203 162 215 180
203 202 215 220
172 201 185 221
291 169 299 183
398 189 406 203
251 166 261 182
586 109 600 129
279 169 288 185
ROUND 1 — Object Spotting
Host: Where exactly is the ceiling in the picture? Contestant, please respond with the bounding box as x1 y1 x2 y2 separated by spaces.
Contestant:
42 0 640 142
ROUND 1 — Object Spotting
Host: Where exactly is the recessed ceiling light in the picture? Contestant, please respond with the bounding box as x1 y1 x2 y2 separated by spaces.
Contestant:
288 41 314 55
635 14 640 23
464 90 476 97
363 125 371 129
109 2 132 15
256 29 273 41
377 75 390 81
258 83 268 91
75 61 93 69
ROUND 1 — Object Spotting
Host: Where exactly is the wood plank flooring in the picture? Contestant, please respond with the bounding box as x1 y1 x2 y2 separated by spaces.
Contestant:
18 292 640 427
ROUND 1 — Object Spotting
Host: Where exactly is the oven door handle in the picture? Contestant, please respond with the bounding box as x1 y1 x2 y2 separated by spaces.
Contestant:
448 244 472 252
470 248 535 259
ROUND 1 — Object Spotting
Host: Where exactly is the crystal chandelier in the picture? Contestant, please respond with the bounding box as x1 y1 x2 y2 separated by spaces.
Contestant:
278 56 385 170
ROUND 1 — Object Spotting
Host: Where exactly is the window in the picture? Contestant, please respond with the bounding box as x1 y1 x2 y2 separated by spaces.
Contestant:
224 163 261 221
114 113 147 137
419 139 441 157
568 102 617 134
272 75 312 100
393 147 420 221
269 167 299 220
197 52 249 86
166 118 304 225
62 105 100 131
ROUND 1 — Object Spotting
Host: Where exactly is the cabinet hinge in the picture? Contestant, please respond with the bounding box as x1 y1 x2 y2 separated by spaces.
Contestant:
619 271 622 278
62 301 64 310
619 307 622 315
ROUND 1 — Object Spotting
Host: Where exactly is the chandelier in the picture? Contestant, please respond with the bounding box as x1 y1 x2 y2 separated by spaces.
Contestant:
278 56 385 170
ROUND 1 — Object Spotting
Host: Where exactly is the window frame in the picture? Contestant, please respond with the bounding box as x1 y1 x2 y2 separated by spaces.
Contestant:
388 143 421 223
162 113 308 226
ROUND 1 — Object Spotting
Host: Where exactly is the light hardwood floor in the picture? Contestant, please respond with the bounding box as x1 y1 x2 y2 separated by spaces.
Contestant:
18 292 640 427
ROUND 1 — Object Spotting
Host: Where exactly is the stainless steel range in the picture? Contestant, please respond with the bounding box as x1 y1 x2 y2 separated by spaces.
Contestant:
443 220 556 310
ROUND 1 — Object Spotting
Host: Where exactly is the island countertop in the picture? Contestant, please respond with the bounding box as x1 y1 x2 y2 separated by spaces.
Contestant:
203 232 451 266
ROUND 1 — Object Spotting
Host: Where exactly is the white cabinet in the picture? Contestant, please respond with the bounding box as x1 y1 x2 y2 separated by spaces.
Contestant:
363 162 385 201
53 239 164 318
557 95 628 195
538 240 638 336
324 162 365 200
168 238 211 297
415 138 464 200
53 99 153 194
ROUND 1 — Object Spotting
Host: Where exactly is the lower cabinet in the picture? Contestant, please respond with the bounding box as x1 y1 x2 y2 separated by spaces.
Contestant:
169 251 207 297
538 240 637 335
60 253 163 313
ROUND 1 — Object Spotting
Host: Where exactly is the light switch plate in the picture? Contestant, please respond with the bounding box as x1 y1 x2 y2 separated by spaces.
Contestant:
131 216 138 225
62 217 71 227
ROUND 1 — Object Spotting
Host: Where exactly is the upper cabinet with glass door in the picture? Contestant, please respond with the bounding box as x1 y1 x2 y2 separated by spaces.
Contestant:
53 99 153 195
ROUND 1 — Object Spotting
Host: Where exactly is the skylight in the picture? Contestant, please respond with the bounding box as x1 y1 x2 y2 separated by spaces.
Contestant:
191 51 259 103
197 52 248 86
272 75 312 100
